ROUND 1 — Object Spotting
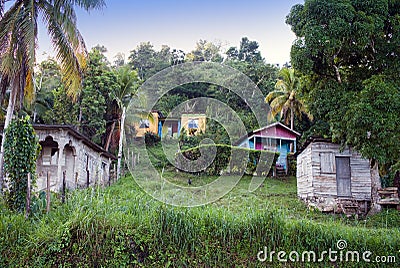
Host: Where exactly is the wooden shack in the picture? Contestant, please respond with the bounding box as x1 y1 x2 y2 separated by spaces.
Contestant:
297 138 372 214
236 122 300 173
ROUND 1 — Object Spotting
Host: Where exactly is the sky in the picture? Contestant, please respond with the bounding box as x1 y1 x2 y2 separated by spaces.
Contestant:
36 0 304 65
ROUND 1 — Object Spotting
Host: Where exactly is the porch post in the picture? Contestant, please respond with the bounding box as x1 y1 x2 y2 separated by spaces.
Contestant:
72 154 76 189
57 146 63 191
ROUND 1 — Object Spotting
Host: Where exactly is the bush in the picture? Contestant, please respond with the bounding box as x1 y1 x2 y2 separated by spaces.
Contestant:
175 144 279 176
144 131 160 146
178 128 201 150
287 153 297 177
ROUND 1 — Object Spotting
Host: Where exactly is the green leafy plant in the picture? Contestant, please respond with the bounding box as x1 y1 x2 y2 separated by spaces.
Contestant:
176 144 279 176
144 131 161 147
3 116 40 212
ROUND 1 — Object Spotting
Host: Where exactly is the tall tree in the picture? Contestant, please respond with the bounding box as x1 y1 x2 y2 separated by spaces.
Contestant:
265 68 308 130
78 47 118 145
32 58 60 123
110 65 140 180
287 0 400 214
185 40 223 62
226 37 263 63
128 42 173 80
0 0 105 189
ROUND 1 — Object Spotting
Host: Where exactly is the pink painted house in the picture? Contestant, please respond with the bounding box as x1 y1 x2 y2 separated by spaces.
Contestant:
236 122 300 171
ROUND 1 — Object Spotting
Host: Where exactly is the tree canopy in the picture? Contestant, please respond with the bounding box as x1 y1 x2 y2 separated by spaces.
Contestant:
287 0 400 167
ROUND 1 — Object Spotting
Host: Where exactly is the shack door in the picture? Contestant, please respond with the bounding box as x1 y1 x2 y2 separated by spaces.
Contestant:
336 157 351 197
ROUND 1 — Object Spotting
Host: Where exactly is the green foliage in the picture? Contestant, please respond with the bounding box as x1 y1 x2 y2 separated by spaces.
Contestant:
79 83 107 144
128 42 172 80
287 153 297 177
78 48 119 144
265 68 309 129
154 94 188 115
345 76 400 165
178 128 201 150
144 131 160 147
176 144 279 176
3 116 40 212
185 40 223 62
31 58 61 123
226 37 263 63
201 119 230 145
288 0 400 169
46 86 78 125
225 41 278 97
0 175 399 267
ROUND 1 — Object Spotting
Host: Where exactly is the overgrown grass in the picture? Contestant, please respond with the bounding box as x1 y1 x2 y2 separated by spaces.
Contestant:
1 144 399 266
0 173 399 267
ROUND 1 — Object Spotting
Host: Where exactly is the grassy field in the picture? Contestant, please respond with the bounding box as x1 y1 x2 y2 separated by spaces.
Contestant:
145 143 400 228
0 144 399 267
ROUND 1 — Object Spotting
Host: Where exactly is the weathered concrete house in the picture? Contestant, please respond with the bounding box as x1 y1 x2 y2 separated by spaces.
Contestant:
297 138 372 214
34 125 115 192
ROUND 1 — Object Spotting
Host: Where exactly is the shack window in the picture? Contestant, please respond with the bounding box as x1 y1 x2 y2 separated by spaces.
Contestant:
320 152 335 174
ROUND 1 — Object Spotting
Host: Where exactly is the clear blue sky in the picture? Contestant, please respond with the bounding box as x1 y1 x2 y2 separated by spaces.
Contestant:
37 0 303 65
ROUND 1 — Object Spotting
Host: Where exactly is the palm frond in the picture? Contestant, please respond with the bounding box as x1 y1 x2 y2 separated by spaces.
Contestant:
269 95 287 117
39 1 84 100
265 90 284 103
73 0 106 11
112 66 140 108
0 2 24 77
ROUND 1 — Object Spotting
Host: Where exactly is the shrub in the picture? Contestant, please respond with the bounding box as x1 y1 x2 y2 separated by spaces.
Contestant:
287 153 297 177
144 131 160 146
175 144 279 176
178 128 201 150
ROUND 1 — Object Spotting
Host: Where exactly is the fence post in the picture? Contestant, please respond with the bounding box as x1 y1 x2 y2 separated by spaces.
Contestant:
25 173 31 219
86 155 90 188
86 170 90 188
132 151 135 170
62 171 66 204
46 171 50 213
75 172 78 189
113 163 116 182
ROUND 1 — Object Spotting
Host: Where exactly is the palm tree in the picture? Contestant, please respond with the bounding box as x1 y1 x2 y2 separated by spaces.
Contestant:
265 68 309 130
0 0 105 188
110 66 141 180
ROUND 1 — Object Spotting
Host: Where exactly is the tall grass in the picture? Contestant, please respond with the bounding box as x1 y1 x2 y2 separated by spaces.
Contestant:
0 176 399 267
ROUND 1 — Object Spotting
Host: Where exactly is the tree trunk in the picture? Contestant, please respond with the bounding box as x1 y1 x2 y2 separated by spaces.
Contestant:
77 106 82 132
333 65 342 84
0 88 17 191
105 121 116 152
368 159 382 216
290 102 294 130
117 106 126 180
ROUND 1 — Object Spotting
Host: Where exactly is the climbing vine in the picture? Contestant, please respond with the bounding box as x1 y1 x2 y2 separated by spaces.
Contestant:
3 116 40 212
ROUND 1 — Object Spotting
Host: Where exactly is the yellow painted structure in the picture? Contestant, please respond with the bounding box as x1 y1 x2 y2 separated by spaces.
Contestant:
180 114 206 136
134 112 159 137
